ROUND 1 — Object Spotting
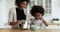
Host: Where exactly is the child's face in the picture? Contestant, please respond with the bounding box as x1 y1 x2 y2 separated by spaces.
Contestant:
34 13 42 19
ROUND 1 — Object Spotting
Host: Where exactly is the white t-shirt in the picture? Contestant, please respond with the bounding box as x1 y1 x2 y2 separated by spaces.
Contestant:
31 19 45 28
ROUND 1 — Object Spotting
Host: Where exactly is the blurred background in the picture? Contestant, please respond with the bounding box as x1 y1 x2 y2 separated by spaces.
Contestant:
0 0 60 29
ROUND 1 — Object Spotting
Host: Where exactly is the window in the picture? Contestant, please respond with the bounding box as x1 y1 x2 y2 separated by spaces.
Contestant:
28 0 52 15
44 0 51 15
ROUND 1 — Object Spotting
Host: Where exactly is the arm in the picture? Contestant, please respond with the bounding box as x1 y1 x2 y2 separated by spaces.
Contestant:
10 20 22 26
42 19 48 26
8 9 22 26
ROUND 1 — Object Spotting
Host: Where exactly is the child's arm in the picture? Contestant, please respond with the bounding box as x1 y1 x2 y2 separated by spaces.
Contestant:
41 19 48 26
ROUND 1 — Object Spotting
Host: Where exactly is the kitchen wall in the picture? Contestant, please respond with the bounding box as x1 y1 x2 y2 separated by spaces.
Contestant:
0 0 6 28
52 0 60 19
41 0 60 22
0 0 60 28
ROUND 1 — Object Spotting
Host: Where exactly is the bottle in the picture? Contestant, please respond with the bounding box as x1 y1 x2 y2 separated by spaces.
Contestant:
22 20 28 29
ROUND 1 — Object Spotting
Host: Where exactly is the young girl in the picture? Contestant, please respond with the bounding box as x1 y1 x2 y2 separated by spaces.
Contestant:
30 5 48 29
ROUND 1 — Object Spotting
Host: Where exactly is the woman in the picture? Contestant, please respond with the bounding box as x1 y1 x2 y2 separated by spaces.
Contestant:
8 0 29 28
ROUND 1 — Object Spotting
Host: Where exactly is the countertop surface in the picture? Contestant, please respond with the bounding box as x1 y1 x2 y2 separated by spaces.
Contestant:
0 28 60 32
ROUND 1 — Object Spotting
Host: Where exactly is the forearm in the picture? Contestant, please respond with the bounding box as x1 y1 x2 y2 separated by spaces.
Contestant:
9 22 18 25
10 20 23 26
42 19 48 26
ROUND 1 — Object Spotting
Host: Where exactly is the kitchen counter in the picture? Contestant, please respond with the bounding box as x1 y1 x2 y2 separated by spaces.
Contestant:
0 28 60 32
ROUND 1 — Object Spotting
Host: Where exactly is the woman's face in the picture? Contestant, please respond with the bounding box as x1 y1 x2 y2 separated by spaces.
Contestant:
18 1 28 10
34 13 42 19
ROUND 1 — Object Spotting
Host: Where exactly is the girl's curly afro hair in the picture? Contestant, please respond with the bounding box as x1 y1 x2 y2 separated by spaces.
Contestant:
30 5 45 16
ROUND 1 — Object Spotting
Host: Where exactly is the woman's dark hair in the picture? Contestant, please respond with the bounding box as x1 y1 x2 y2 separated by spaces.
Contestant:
30 5 45 16
15 0 29 6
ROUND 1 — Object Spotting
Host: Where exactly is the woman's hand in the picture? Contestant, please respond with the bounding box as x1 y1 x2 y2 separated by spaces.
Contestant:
17 20 23 24
10 20 23 26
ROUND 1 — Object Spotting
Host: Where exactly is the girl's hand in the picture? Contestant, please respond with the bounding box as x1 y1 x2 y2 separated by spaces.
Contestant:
41 18 48 26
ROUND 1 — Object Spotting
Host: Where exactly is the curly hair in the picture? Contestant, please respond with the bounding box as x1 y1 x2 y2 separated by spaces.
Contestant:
30 5 45 16
15 0 29 6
